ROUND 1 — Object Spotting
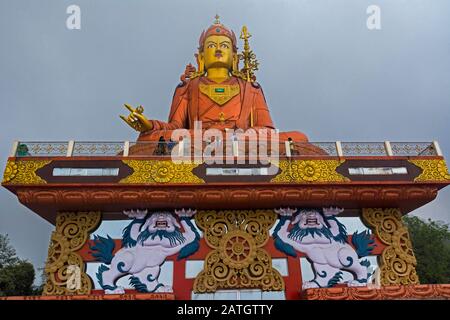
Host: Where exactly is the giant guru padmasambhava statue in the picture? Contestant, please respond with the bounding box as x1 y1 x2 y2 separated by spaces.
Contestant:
121 16 309 147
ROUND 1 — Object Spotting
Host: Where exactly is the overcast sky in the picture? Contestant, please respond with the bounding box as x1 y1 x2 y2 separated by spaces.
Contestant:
1 0 449 276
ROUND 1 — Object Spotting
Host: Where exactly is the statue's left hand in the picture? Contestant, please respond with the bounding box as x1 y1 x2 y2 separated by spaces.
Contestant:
120 104 154 132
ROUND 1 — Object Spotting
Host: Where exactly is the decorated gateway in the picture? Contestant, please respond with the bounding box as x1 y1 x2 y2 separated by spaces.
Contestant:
2 16 450 300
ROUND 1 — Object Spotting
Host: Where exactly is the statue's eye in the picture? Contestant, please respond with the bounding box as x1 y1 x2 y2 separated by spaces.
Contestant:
220 43 229 49
207 43 216 48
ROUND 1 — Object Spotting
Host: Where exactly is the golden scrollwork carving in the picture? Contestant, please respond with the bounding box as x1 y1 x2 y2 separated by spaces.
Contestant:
362 208 419 286
43 211 101 295
193 210 285 293
2 161 18 183
409 159 450 182
120 160 204 184
271 159 349 183
2 160 50 184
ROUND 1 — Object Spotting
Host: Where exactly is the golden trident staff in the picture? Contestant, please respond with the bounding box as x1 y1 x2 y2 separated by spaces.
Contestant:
239 26 258 82
239 26 259 127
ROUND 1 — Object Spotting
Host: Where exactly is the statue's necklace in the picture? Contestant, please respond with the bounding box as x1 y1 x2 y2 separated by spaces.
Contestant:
199 83 240 106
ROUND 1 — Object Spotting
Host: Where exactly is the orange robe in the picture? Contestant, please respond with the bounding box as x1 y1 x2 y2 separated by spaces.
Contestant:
138 76 309 143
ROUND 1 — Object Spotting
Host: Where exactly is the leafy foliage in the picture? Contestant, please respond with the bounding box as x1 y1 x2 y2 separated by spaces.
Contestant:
0 234 20 268
403 216 450 284
0 234 39 296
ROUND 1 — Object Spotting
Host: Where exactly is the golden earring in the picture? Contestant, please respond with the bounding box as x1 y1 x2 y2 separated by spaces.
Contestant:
232 54 239 73
189 52 206 79
196 53 205 75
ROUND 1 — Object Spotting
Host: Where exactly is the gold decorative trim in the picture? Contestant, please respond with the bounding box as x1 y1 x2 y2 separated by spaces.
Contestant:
2 160 50 184
199 83 240 106
193 210 284 293
362 208 419 286
120 160 204 184
43 211 101 295
409 159 450 182
271 159 349 183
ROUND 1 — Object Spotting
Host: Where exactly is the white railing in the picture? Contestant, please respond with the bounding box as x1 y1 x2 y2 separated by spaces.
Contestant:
9 140 442 158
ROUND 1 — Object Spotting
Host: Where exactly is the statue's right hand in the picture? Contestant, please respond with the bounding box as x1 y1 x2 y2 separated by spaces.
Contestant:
120 104 154 132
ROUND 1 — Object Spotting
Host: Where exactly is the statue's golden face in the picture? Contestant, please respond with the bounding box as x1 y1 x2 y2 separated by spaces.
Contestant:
202 35 234 70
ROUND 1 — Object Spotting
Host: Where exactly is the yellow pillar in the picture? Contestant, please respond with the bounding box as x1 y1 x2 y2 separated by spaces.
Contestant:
362 208 419 286
43 211 101 295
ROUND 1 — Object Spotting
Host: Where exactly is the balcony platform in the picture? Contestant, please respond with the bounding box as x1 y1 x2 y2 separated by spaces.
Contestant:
2 141 449 224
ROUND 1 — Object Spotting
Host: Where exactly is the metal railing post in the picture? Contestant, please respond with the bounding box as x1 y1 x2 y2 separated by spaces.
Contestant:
66 141 75 157
10 141 19 157
335 141 343 157
384 141 393 156
123 141 130 157
285 141 291 157
233 139 239 157
433 141 443 156
178 139 184 157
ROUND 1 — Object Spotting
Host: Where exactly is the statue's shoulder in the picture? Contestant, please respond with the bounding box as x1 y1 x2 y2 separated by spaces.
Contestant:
176 80 190 88
174 75 197 93
175 77 199 92
177 63 203 89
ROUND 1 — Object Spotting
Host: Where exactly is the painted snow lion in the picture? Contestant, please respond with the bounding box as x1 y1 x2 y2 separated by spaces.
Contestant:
273 207 375 289
90 208 200 294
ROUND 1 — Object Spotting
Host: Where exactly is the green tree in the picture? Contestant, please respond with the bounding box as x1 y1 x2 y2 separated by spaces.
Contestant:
31 267 46 295
403 216 450 284
0 234 37 296
0 234 19 267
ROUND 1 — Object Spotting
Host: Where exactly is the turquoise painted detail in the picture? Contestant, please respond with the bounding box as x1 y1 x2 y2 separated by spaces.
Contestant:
117 261 126 273
90 235 115 264
273 216 297 257
122 217 146 248
288 224 334 243
137 228 185 246
352 230 376 258
326 216 348 244
177 217 201 260
317 270 327 278
129 276 164 293
96 264 116 291
327 271 343 287
342 256 353 268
